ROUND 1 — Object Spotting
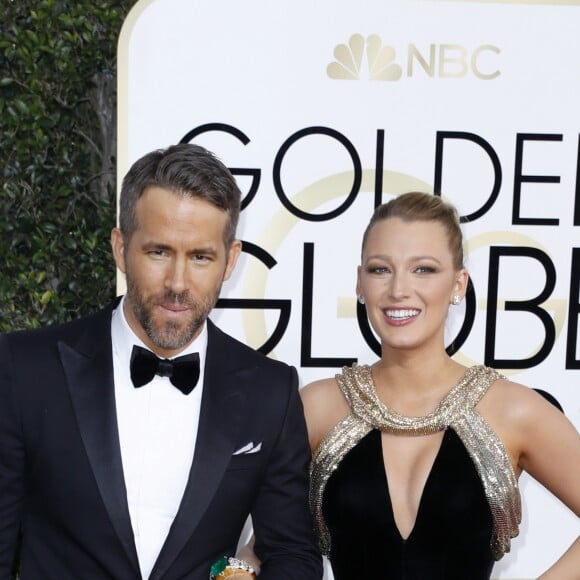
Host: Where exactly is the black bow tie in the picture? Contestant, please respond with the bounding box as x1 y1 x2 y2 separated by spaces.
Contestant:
130 345 200 395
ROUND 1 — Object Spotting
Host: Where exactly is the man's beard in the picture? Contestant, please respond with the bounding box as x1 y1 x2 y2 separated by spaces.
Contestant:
125 271 220 351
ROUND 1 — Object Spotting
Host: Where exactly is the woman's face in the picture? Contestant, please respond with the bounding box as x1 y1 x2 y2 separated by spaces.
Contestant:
357 217 467 354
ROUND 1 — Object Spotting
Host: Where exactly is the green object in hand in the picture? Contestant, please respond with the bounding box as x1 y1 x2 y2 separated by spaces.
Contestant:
210 556 228 577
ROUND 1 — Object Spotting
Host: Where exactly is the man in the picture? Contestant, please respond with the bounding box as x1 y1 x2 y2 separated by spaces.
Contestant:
0 144 322 579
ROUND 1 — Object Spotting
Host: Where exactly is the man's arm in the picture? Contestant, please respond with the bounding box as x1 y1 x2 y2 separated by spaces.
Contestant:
0 335 25 577
250 367 322 579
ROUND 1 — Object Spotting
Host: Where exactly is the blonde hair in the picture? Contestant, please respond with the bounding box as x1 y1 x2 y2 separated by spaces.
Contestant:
362 192 464 270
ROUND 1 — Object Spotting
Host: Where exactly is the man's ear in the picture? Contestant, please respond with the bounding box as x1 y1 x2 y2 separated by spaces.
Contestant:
111 228 127 274
224 239 242 281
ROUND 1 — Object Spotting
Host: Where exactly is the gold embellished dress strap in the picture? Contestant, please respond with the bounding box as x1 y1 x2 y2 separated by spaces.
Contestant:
309 369 374 555
450 400 522 558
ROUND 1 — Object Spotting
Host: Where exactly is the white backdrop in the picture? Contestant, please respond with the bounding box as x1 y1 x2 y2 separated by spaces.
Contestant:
118 1 580 577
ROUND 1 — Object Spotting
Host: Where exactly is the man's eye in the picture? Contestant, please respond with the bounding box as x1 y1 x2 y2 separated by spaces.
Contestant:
149 250 167 258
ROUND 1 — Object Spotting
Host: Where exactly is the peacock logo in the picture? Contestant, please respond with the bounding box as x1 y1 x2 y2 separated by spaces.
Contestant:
327 34 403 81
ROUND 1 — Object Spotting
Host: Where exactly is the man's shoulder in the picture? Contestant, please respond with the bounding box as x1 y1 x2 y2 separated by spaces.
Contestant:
206 318 293 374
1 301 116 348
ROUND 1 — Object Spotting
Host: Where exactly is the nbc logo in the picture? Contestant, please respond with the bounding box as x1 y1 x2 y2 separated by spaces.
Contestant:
327 34 500 81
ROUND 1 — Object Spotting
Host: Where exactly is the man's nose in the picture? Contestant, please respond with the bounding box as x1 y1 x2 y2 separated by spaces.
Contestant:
165 258 188 294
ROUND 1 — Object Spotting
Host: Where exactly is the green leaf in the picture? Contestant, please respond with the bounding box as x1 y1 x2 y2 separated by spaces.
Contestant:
39 290 54 305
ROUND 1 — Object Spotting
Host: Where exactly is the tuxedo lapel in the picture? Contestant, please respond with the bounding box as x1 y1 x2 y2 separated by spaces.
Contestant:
149 321 248 580
59 305 140 574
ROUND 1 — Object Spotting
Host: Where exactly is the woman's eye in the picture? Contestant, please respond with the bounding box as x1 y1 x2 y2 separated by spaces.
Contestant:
415 266 435 274
367 266 389 274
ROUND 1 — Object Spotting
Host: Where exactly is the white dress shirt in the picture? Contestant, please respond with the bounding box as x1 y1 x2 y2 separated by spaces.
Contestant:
111 298 207 580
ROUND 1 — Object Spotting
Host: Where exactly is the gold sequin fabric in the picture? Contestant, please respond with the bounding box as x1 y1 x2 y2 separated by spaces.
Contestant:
309 364 521 560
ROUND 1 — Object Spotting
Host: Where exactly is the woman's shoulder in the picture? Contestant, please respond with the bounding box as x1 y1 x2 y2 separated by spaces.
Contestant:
300 376 351 420
481 372 580 508
478 372 572 463
482 373 559 422
300 376 352 451
301 376 341 400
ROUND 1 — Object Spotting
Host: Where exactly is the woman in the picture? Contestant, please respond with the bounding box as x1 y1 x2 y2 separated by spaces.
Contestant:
303 192 580 579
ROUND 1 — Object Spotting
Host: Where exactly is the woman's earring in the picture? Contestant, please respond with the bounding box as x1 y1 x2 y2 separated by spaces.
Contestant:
357 295 365 305
452 294 461 306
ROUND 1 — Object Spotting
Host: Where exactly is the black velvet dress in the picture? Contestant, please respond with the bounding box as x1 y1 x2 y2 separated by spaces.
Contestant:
322 428 495 579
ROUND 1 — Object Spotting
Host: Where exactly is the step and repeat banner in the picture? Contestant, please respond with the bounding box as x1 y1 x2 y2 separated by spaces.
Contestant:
118 0 579 577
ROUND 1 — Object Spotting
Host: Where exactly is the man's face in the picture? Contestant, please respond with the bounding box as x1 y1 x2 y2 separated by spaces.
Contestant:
111 186 241 358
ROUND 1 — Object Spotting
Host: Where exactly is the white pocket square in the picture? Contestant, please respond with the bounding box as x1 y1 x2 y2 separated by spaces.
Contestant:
233 441 262 455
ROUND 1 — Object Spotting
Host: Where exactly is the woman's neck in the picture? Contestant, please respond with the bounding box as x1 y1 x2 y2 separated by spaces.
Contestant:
371 352 467 415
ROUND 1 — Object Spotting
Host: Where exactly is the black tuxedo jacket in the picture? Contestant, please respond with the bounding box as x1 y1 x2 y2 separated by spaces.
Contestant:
0 302 322 579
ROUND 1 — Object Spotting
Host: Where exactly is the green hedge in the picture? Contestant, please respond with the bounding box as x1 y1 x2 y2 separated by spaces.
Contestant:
1 0 134 332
